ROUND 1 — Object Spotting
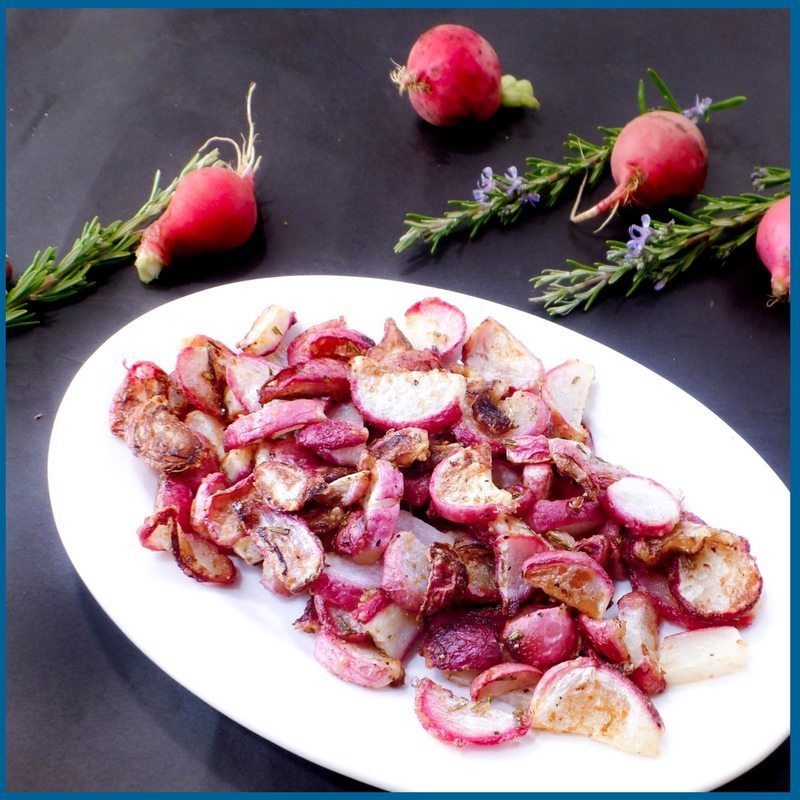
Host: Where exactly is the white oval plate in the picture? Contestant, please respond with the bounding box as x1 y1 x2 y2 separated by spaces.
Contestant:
48 275 789 792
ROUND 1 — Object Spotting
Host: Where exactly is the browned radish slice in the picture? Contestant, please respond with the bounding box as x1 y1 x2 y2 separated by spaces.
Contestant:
316 402 368 467
502 605 579 669
137 507 178 552
403 297 467 360
470 662 543 702
625 557 705 627
175 342 228 418
252 459 324 512
220 445 256 483
331 509 368 557
125 397 209 474
231 534 264 566
490 515 549 615
365 318 442 371
311 552 383 610
523 550 614 619
183 410 226 461
576 615 629 663
505 433 551 465
668 530 762 624
236 304 296 355
260 558 292 596
223 398 328 449
382 530 430 611
420 543 468 617
617 592 665 695
574 533 613 572
293 598 320 634
312 594 370 643
549 438 628 498
296 419 369 451
315 471 371 507
454 541 500 604
415 677 531 746
422 608 504 673
348 459 401 565
199 474 255 546
171 525 237 584
429 445 515 524
525 497 606 536
245 507 324 592
604 476 681 537
542 360 595 442
109 360 170 437
225 354 277 413
530 657 664 756
258 358 351 404
625 518 728 567
155 475 194 531
190 471 230 536
349 356 466 433
287 320 375 365
356 590 421 660
368 427 430 467
660 627 748 684
463 317 544 391
314 629 404 688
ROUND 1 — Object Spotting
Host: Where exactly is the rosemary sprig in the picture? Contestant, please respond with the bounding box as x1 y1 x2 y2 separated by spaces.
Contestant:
394 128 620 254
6 147 222 329
530 168 789 316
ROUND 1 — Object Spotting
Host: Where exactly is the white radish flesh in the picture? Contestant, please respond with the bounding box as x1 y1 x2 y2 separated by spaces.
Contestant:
660 627 748 684
604 475 681 537
403 296 467 360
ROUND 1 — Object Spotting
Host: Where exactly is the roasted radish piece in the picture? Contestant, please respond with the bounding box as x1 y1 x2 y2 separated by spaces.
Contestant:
422 608 504 672
220 445 256 483
526 497 606 536
382 530 430 611
353 459 403 564
314 629 404 688
356 590 420 660
155 475 194 532
225 354 277 413
502 605 579 670
315 471 371 508
368 427 430 467
252 459 323 512
668 531 762 624
455 391 549 453
313 594 370 643
415 677 531 747
549 438 628 498
470 662 543 702
125 398 209 474
258 358 351 404
396 509 458 546
349 356 465 433
296 419 369 452
523 550 614 619
429 445 514 524
138 507 178 552
223 398 328 449
576 615 628 664
109 360 170 437
171 525 237 584
317 402 369 467
403 297 467 360
312 551 383 610
542 360 595 442
190 471 230 536
625 557 703 627
232 534 264 566
367 318 442 371
604 476 681 537
287 320 375 365
454 541 500 604
236 304 296 355
462 317 544 391
490 516 549 614
660 627 748 684
175 340 229 419
420 542 468 617
617 592 665 695
184 409 227 461
505 433 551 465
245 507 324 592
530 657 664 756
625 518 727 566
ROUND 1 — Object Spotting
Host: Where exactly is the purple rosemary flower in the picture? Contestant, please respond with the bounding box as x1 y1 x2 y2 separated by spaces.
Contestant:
624 214 654 260
503 166 524 194
683 95 713 123
473 167 495 202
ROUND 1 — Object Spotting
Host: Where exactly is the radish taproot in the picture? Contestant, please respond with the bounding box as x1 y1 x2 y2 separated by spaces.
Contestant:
391 24 538 127
756 195 790 300
135 84 261 282
571 110 708 224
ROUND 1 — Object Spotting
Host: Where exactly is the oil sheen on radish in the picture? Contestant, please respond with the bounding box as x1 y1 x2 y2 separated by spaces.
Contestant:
391 24 538 127
135 84 261 283
572 110 708 224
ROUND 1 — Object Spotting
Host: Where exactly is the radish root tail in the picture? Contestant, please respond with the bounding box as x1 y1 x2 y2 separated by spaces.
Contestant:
200 82 261 177
390 61 430 94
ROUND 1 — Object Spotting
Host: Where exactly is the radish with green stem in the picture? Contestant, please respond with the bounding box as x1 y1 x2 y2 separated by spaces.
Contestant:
390 24 538 127
135 84 262 283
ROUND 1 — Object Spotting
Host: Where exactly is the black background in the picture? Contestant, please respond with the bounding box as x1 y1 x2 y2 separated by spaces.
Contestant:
6 8 789 792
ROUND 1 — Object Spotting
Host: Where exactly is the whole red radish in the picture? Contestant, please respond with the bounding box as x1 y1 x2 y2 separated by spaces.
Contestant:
391 24 538 127
135 84 261 282
572 110 708 223
756 195 790 300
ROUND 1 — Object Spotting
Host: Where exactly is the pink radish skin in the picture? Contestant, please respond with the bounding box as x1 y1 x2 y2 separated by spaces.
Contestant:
572 110 708 223
135 85 261 282
603 475 681 537
502 605 579 670
470 662 543 702
394 25 503 127
756 195 790 299
403 296 467 360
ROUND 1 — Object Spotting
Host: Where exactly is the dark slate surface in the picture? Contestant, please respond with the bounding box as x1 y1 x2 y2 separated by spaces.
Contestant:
6 8 789 792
